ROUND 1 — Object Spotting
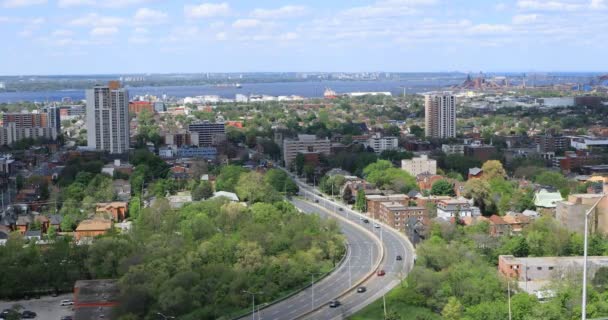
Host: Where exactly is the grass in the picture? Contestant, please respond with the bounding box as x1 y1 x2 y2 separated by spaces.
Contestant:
348 284 440 320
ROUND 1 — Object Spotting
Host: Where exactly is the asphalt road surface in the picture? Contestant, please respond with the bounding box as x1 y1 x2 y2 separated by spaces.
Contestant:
239 176 415 320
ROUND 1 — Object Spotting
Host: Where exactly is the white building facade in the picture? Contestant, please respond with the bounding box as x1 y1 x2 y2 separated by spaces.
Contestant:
401 155 437 176
86 82 130 154
425 92 456 138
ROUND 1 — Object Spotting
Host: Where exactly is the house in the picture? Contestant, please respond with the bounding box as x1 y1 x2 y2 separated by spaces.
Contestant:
48 214 62 231
101 159 133 177
0 227 9 245
211 191 239 202
468 167 483 179
96 202 128 222
366 194 409 219
533 189 563 215
502 213 531 234
112 179 132 201
436 199 480 220
15 215 32 234
24 230 42 242
488 215 510 237
416 173 444 191
34 215 50 233
75 219 112 241
406 216 427 247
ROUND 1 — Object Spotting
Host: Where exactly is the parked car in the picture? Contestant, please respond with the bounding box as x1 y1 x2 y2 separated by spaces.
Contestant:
377 269 386 276
328 300 341 308
1 309 20 319
22 310 37 318
357 286 367 293
60 300 74 306
396 255 403 261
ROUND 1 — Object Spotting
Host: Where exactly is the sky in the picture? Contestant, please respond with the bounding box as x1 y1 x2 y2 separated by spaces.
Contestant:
0 0 607 75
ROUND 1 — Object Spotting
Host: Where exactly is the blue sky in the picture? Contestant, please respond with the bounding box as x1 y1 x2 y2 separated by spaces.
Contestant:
0 0 607 75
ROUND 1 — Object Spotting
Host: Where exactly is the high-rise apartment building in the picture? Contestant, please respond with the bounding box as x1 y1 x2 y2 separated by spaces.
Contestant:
424 92 456 138
1 110 58 146
283 134 331 168
86 81 130 154
188 121 226 146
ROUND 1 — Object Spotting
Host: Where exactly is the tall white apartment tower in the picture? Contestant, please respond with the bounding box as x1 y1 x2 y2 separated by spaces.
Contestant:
86 81 130 154
424 92 456 138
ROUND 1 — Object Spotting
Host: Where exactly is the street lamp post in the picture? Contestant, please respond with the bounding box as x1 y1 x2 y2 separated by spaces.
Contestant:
309 272 323 311
581 193 606 320
243 290 263 320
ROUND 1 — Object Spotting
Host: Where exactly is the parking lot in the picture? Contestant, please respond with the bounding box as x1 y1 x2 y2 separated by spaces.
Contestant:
0 293 74 319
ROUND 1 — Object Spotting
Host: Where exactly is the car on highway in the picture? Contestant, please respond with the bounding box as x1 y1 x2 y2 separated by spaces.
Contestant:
377 269 386 276
338 207 343 211
396 255 403 261
357 286 367 293
314 199 319 203
374 223 380 228
60 317 73 320
60 300 74 306
0 309 20 319
328 300 341 308
21 310 37 318
363 219 369 223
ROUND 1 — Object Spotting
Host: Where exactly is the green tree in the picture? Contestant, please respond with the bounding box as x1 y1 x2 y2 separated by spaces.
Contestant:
481 160 506 180
593 266 608 292
192 181 214 201
235 171 280 204
342 187 353 203
410 125 424 138
294 153 305 175
442 297 463 320
215 165 247 192
355 189 366 212
430 179 456 196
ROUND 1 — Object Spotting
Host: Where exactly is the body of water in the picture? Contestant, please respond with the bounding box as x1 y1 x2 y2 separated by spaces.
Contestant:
0 79 463 103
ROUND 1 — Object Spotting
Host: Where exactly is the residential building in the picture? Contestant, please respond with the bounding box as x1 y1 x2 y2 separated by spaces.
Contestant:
401 155 437 176
464 141 497 162
533 189 563 215
176 147 217 160
101 159 133 177
75 218 112 241
112 179 131 201
366 133 399 154
1 111 58 146
42 105 61 133
534 135 568 153
212 191 240 202
163 132 193 147
468 167 483 179
554 151 602 173
436 199 480 220
424 92 456 138
416 173 445 191
86 81 130 154
366 194 409 219
283 134 331 168
188 121 225 147
378 202 426 231
154 102 166 113
570 135 608 151
128 101 154 115
442 144 465 155
95 202 128 221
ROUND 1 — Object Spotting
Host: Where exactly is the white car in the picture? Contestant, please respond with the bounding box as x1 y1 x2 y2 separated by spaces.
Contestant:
374 223 380 228
60 300 74 306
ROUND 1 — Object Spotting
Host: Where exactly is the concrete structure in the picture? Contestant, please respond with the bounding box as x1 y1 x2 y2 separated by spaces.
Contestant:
283 134 331 168
436 199 479 219
1 111 59 146
163 132 193 147
401 155 437 177
498 255 608 294
42 105 61 133
424 92 456 138
556 192 608 235
86 81 130 154
366 133 399 154
535 135 568 153
188 121 225 147
441 144 465 155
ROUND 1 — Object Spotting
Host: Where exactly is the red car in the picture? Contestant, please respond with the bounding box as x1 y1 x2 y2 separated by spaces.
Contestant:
377 270 386 276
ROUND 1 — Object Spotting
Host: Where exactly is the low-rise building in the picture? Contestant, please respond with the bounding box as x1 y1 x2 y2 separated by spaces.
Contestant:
533 189 563 215
366 133 399 154
442 144 465 155
401 155 437 177
96 202 128 222
75 219 112 241
436 199 480 220
283 134 331 168
556 192 608 235
464 142 497 162
366 194 409 219
378 202 426 231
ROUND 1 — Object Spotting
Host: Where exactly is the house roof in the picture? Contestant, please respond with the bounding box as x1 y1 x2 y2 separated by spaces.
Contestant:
49 214 62 225
34 215 49 223
212 191 239 202
534 189 563 208
469 167 483 176
16 215 32 226
96 202 128 210
0 230 8 239
24 230 42 237
76 219 112 232
488 215 507 225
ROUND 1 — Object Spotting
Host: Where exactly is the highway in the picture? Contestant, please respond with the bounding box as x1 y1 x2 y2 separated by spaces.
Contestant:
238 174 415 320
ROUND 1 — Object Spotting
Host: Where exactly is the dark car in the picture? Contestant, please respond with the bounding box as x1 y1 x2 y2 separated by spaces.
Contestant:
61 317 73 320
396 255 403 261
357 286 366 293
1 309 20 319
377 269 386 276
363 219 369 223
314 199 319 203
22 310 37 318
329 300 341 308
338 208 343 211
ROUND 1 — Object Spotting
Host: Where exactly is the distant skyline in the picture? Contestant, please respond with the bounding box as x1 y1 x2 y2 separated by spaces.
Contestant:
1 0 607 75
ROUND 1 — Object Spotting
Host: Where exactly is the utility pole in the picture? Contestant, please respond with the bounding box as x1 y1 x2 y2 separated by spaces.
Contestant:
508 280 512 320
309 272 322 311
582 194 605 320
242 290 263 320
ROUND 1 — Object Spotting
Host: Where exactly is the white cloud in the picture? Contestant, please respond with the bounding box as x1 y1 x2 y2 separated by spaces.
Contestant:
70 13 125 27
340 0 437 18
232 19 261 28
134 8 168 24
251 5 308 19
279 32 299 41
57 0 93 7
58 0 149 8
185 2 230 19
2 0 46 8
129 36 150 44
517 0 583 11
468 24 512 34
90 26 119 36
51 29 74 37
216 31 227 40
134 27 148 34
590 0 607 9
495 2 507 10
512 14 539 24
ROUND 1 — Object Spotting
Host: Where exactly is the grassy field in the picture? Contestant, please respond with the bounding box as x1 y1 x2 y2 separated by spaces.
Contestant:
348 284 440 320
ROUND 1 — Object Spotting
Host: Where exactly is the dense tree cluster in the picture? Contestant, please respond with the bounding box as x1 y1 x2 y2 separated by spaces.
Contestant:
363 160 418 193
